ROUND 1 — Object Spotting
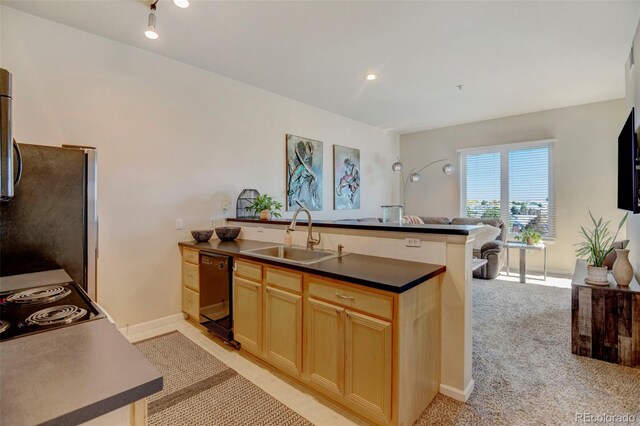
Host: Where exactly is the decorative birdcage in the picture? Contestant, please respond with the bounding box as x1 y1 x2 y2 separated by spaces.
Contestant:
236 189 260 219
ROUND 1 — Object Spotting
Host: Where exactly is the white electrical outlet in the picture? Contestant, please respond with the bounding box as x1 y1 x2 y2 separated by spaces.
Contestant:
257 227 264 233
405 238 421 247
175 219 183 230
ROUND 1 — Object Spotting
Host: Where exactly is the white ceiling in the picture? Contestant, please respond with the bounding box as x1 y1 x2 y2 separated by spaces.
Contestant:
3 1 640 134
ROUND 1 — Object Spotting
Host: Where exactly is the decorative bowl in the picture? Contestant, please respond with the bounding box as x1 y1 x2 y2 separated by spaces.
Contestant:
191 229 214 242
215 226 241 241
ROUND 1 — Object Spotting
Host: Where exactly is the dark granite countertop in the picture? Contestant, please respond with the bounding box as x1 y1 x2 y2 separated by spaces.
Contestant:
179 239 446 293
228 218 478 235
0 318 163 426
572 259 640 293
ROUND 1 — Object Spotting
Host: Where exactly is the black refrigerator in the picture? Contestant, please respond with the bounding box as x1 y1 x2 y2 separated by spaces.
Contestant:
0 68 98 299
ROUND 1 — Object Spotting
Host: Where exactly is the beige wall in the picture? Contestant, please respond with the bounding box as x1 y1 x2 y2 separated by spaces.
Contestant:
625 19 640 281
400 99 628 275
0 7 399 327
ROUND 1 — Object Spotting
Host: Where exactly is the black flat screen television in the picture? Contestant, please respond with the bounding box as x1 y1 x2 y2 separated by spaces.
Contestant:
618 108 640 213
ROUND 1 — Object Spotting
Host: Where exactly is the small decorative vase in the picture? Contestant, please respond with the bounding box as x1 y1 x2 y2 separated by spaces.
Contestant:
612 249 633 286
259 209 271 220
587 265 609 283
526 236 533 245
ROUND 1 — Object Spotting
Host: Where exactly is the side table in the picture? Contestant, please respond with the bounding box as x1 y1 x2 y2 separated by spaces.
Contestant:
505 241 547 283
571 259 640 366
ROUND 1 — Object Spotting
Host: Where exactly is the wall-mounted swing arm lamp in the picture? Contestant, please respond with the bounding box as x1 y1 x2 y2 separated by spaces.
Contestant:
392 158 454 205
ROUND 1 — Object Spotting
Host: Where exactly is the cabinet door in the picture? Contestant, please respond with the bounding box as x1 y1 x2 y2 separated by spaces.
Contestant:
344 310 392 421
264 286 303 376
306 298 344 397
233 276 262 355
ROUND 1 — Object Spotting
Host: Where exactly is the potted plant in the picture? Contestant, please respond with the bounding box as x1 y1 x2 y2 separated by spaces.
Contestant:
515 228 542 245
575 210 628 283
247 194 283 220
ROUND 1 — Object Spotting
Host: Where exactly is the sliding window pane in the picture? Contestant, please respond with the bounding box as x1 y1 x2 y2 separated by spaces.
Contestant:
465 152 501 219
508 147 550 236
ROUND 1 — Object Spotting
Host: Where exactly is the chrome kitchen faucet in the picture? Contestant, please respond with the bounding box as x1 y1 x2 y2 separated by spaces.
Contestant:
288 205 321 250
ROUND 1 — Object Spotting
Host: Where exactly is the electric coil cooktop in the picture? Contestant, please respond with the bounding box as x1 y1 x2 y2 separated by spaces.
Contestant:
0 281 104 341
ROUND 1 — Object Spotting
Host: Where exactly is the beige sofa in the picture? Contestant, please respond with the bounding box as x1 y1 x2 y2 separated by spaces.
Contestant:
334 216 506 280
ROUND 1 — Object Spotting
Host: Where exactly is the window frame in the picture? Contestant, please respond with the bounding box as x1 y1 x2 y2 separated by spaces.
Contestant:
458 139 556 240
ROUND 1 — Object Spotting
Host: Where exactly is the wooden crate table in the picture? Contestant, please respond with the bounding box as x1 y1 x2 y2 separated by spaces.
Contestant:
571 259 640 366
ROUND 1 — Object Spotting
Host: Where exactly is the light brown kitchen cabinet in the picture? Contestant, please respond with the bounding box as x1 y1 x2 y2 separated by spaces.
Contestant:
180 248 200 322
344 309 392 421
264 285 303 376
227 257 442 426
306 297 344 397
232 260 303 377
232 275 263 355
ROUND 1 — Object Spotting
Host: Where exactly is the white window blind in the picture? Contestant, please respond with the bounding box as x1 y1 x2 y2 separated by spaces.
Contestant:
460 140 555 238
465 152 501 218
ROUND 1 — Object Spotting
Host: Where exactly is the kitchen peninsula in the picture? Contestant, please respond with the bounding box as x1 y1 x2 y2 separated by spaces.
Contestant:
179 218 478 425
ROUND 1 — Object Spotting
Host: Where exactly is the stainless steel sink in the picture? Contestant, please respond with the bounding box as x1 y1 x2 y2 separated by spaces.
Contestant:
240 245 344 265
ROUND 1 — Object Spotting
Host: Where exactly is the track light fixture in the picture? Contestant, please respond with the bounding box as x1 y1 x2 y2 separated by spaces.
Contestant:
144 1 159 40
144 0 190 40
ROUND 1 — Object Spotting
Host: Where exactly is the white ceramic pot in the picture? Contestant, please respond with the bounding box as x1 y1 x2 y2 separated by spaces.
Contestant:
612 249 633 286
587 265 609 283
259 209 271 220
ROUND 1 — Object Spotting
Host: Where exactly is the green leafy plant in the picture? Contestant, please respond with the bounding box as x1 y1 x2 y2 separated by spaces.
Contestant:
575 210 628 267
515 228 542 245
247 194 283 219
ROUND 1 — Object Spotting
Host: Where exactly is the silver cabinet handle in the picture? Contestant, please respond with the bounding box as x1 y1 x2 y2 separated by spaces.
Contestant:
232 263 237 272
335 292 354 301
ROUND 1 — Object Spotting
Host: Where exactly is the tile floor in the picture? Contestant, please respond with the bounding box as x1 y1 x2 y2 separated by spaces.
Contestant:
123 319 364 426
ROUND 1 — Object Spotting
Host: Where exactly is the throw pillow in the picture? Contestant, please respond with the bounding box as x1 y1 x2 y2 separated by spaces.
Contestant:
603 240 630 270
402 215 425 224
472 225 501 250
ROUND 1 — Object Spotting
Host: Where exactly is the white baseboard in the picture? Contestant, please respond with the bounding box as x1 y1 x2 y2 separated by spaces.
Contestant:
439 379 475 402
118 312 186 337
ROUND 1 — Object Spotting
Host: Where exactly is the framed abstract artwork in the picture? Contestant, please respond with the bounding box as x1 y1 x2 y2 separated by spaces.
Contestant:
333 145 360 210
286 134 323 211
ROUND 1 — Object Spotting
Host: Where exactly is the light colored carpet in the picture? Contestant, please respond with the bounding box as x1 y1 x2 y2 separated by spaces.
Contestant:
134 331 312 426
416 278 640 425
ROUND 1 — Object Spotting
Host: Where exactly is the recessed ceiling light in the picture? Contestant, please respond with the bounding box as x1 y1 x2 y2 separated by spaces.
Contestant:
364 73 378 81
173 0 189 8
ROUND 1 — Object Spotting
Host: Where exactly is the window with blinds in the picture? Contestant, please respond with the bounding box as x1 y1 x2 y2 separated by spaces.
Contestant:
460 140 555 238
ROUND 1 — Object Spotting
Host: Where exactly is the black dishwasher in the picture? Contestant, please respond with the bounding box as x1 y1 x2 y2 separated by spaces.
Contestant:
199 253 239 349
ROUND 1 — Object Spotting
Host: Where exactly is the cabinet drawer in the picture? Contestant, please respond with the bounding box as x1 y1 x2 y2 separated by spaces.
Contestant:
182 262 199 292
182 248 199 265
182 286 199 320
235 260 262 282
266 267 302 293
308 277 393 320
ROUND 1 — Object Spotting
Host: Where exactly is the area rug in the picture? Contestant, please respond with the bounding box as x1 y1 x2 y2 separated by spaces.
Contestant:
134 331 312 426
415 278 640 425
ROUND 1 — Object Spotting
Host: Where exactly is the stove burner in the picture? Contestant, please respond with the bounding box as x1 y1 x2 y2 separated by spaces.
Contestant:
0 320 9 333
5 285 71 305
26 305 87 326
